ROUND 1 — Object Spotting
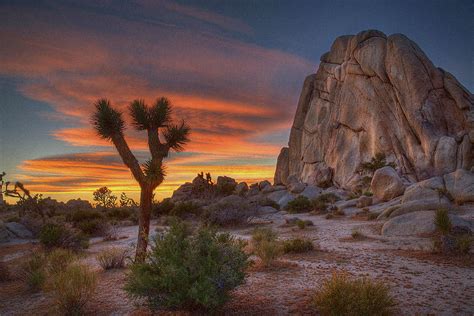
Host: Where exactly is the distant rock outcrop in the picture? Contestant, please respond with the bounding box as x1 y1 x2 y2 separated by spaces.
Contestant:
275 30 474 189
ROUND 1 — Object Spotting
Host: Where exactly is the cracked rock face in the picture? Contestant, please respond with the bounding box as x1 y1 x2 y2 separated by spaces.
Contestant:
275 30 474 189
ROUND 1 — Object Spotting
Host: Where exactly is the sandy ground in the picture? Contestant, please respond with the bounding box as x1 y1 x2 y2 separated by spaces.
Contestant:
1 211 473 315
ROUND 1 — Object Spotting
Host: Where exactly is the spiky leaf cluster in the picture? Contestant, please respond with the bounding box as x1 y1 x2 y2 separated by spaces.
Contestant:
92 99 125 139
164 121 191 152
129 97 172 131
142 160 166 182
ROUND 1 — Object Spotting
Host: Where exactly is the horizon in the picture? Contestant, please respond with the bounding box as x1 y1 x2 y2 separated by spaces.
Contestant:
1 0 473 203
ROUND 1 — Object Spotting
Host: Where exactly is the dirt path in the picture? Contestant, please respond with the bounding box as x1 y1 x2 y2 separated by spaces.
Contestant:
1 214 473 315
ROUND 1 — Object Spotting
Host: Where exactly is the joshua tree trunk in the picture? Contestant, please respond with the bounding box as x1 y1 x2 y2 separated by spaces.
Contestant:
92 98 190 263
136 184 153 261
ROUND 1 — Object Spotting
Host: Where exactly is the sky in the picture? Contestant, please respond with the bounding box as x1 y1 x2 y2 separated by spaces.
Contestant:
0 0 472 202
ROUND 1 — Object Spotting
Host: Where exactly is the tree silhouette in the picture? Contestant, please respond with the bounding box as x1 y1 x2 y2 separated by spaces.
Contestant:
91 98 190 261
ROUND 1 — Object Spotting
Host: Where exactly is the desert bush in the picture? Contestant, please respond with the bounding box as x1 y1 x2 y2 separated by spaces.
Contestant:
359 153 396 174
455 234 473 254
46 248 77 275
351 229 364 240
202 198 253 226
39 223 89 251
19 253 46 291
106 207 135 221
153 198 175 217
69 209 104 223
297 219 307 229
286 196 312 213
170 201 201 217
259 198 280 210
251 227 282 266
125 219 249 311
283 238 314 253
316 193 340 204
76 218 109 236
313 271 396 316
93 186 117 208
97 247 128 270
50 264 97 315
367 212 378 221
434 208 451 235
0 261 10 282
362 191 373 197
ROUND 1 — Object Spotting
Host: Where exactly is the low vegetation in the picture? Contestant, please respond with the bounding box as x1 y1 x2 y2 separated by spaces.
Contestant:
39 223 89 251
251 227 282 266
50 264 97 315
19 253 47 292
202 198 253 226
170 201 201 217
286 196 312 213
0 261 10 282
433 208 473 255
97 247 129 270
312 271 396 316
282 238 314 253
125 219 249 311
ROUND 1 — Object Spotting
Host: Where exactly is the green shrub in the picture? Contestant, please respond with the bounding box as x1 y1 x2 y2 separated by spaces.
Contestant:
316 193 340 204
170 201 201 217
50 264 97 315
286 196 312 213
125 220 249 311
39 223 89 251
251 227 281 266
76 218 108 236
434 208 452 235
351 229 364 240
70 209 104 223
367 212 378 221
362 191 373 197
359 153 396 174
312 199 328 213
297 220 306 230
313 272 396 316
202 199 253 226
0 261 10 282
19 253 46 292
283 238 314 253
106 207 134 221
455 234 473 254
97 247 128 270
153 198 175 216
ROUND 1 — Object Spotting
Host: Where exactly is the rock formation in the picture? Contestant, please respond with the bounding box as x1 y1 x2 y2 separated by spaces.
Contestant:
275 30 474 189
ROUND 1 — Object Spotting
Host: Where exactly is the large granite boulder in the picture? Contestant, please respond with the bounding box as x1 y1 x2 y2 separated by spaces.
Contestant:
444 169 474 204
371 166 405 201
274 30 473 189
382 211 473 237
5 222 33 239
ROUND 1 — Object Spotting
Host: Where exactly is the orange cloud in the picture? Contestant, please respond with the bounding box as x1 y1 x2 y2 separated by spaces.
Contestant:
16 152 275 202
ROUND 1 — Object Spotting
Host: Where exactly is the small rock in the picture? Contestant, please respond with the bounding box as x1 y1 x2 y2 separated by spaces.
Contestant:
234 182 249 195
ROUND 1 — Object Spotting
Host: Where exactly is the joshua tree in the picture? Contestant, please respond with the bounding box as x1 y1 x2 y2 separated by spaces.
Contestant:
92 98 190 261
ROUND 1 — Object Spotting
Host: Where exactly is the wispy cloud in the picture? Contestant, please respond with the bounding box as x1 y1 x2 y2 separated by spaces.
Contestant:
0 0 312 200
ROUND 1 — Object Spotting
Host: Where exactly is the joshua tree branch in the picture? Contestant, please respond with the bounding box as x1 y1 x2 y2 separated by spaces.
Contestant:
111 134 145 184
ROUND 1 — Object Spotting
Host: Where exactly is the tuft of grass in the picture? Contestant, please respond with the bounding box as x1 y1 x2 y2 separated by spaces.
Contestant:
46 249 77 276
251 227 282 266
325 213 334 220
313 271 396 316
97 247 128 270
296 219 307 230
455 235 473 254
351 229 364 240
19 253 47 292
259 197 281 211
170 201 201 217
434 208 451 235
286 196 312 213
282 238 314 253
50 264 97 315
